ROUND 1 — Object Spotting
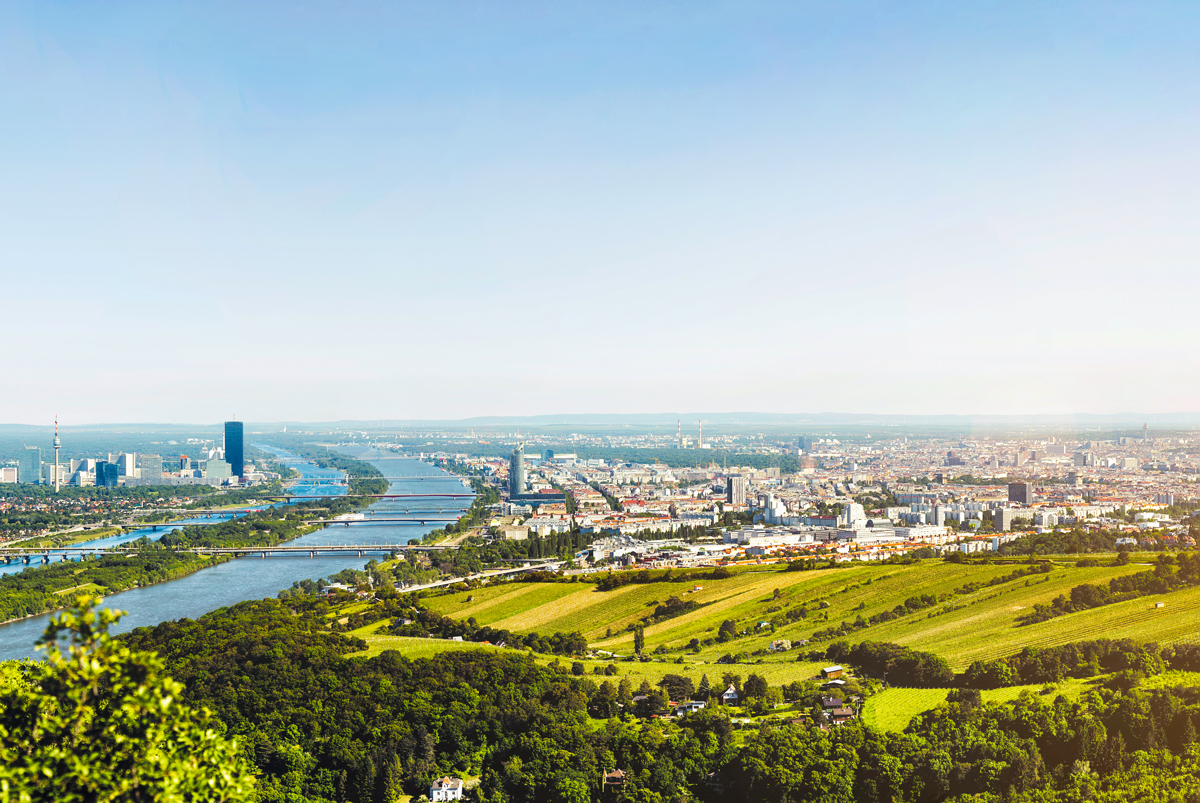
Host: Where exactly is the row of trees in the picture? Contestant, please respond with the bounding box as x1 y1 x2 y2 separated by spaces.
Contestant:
1020 552 1200 624
91 598 1200 802
10 596 1200 801
159 499 347 549
960 638 1200 689
267 441 390 495
0 544 221 623
825 641 957 687
809 563 1051 642
387 605 588 655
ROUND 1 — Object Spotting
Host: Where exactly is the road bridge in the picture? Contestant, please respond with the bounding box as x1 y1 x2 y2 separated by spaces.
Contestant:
186 544 451 557
307 518 460 526
267 494 474 501
0 543 452 562
292 476 470 482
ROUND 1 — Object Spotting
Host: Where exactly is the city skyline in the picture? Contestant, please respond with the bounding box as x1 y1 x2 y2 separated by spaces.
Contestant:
6 3 1200 423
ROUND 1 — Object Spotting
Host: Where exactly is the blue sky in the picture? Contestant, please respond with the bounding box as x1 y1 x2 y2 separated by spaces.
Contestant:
3 1 1200 423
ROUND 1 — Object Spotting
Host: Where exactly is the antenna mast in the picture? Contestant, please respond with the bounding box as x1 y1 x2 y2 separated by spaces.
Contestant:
53 416 61 492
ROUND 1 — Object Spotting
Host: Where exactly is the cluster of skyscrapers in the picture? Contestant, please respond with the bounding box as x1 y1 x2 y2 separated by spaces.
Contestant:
3 420 245 489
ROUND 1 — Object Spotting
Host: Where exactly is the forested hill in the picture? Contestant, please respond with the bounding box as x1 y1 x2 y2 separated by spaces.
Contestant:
114 598 1200 803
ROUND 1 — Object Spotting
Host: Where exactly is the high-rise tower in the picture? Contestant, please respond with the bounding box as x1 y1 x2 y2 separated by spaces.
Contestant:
53 417 61 492
224 420 245 478
509 442 526 498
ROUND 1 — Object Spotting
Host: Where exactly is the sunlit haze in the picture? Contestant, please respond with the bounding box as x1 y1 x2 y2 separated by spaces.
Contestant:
5 2 1200 423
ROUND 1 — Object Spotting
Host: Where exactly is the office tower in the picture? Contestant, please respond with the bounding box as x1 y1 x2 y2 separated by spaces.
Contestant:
1008 482 1033 505
95 461 119 488
43 464 63 487
842 503 867 527
206 459 233 479
20 446 42 484
727 476 746 506
117 453 136 476
138 454 163 482
224 421 245 478
509 443 526 497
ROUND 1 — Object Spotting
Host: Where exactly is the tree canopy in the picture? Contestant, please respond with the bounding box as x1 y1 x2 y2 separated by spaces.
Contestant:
0 598 253 802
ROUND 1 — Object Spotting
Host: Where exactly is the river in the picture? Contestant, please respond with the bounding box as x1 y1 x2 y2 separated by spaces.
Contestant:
0 447 472 660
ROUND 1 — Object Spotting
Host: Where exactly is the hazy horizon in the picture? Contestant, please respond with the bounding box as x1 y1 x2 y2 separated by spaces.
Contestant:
7 2 1200 423
3 410 1199 431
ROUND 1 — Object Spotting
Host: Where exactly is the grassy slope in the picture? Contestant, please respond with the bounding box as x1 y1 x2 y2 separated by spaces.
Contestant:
21 526 124 549
861 678 1098 732
864 565 1190 669
353 569 1200 732
424 561 1166 670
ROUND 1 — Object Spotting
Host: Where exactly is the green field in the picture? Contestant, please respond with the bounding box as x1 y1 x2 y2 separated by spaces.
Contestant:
861 678 1098 732
352 558 1200 732
358 560 1200 721
423 560 1192 674
354 630 833 692
356 634 516 661
53 582 105 597
21 526 124 549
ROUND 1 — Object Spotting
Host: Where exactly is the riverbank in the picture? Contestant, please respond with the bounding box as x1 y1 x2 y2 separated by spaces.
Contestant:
16 525 126 550
260 440 389 495
0 450 471 661
0 549 235 625
0 498 355 625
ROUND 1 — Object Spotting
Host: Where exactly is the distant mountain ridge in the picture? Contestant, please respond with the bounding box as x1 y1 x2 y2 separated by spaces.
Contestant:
5 411 1200 430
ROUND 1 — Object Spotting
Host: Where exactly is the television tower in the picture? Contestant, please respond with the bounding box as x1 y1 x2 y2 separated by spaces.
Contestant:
53 416 61 492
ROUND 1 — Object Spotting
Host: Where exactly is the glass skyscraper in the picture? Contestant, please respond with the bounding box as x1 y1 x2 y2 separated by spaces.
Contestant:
508 443 525 497
95 461 119 488
19 446 42 484
224 421 244 478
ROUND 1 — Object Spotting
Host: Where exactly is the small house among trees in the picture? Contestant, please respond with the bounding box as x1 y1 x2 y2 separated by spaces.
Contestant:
821 665 844 679
603 769 627 790
430 777 464 802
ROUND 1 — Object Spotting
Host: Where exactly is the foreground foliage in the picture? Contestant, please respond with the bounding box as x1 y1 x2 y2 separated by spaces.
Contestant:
109 599 1200 803
0 599 253 802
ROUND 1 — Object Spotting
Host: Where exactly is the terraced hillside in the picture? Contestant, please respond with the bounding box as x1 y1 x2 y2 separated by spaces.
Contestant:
871 571 1200 669
424 559 1171 670
352 556 1200 734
